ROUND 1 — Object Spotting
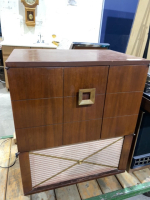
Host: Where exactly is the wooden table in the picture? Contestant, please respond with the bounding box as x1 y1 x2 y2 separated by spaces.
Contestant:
1 138 150 200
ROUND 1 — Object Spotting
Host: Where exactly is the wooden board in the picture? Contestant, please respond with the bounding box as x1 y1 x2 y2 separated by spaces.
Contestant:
0 139 11 200
6 140 31 200
128 172 141 184
126 0 150 57
31 190 55 200
77 180 102 199
14 132 17 144
55 185 81 200
6 49 150 68
13 196 31 200
133 168 150 183
97 176 122 194
97 175 122 194
116 171 140 188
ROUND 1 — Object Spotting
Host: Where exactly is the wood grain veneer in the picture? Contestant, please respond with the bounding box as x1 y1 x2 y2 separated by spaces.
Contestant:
101 115 138 139
19 152 32 194
6 50 149 195
64 94 105 123
118 134 133 170
23 169 124 195
63 119 102 145
103 92 143 118
16 124 62 152
107 65 148 93
7 68 63 100
2 46 56 89
64 66 108 96
6 49 150 67
12 98 63 129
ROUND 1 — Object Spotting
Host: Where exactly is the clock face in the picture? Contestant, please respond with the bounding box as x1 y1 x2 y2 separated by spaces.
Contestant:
25 0 36 5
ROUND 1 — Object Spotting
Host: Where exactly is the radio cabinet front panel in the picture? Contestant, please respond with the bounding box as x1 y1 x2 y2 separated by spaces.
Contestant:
8 67 64 153
63 119 102 145
101 115 138 139
106 65 148 93
16 124 63 152
6 49 149 195
64 94 105 123
12 98 63 129
103 92 143 118
101 65 148 139
64 66 109 96
63 66 108 143
19 135 134 195
8 67 63 100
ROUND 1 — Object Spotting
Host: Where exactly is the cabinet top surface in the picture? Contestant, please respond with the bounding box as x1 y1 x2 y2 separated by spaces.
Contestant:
6 49 150 67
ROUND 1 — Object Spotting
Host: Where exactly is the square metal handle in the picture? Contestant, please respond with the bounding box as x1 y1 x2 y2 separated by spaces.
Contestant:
78 88 96 106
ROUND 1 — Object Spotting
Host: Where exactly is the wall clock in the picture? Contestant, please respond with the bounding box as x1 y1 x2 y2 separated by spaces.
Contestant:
21 0 39 26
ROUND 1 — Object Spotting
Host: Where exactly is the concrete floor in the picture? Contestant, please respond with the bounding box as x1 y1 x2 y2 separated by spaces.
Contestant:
0 82 150 199
0 82 15 137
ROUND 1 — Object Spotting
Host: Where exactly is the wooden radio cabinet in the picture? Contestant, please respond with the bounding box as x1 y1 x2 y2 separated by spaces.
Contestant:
6 49 149 195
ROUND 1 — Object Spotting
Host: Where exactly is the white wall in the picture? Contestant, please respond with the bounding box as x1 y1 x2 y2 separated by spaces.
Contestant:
0 0 104 48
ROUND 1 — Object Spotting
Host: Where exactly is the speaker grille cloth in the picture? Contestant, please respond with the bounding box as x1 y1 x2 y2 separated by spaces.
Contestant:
29 137 124 188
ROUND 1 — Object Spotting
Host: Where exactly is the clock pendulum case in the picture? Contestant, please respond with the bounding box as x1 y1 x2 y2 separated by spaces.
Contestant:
21 0 39 26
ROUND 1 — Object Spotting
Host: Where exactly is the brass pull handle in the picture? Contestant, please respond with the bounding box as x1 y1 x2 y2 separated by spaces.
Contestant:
78 88 96 106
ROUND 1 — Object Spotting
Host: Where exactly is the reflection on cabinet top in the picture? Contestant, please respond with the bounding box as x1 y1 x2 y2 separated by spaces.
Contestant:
6 49 150 68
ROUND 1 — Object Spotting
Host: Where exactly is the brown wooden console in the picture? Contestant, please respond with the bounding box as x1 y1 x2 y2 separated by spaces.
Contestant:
6 49 149 195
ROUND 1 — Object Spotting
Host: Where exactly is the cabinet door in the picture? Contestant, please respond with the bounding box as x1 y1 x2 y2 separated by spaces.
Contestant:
8 67 63 152
64 66 108 96
3 46 30 89
64 94 105 123
106 65 148 93
16 124 62 152
101 115 138 139
7 67 63 100
63 66 108 144
63 119 102 145
101 65 148 139
12 98 63 128
103 92 143 118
